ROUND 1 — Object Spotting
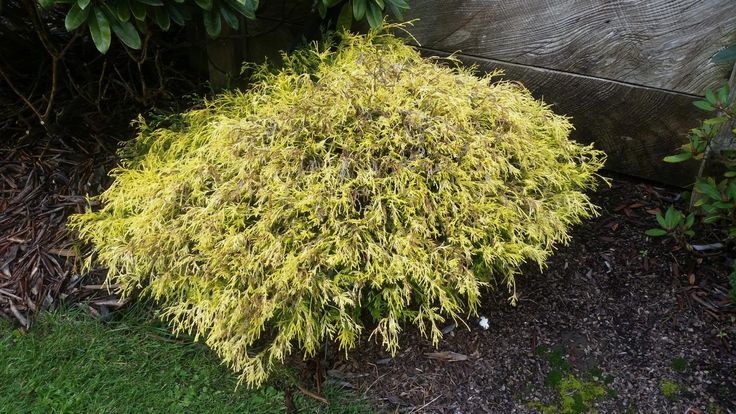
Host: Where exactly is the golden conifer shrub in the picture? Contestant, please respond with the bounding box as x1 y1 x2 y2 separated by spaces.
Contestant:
70 29 605 387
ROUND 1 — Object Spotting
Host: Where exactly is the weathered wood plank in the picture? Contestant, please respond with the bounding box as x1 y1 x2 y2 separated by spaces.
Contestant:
422 48 704 185
405 0 736 95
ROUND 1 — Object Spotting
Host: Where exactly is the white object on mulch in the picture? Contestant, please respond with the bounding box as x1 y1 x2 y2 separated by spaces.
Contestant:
479 316 490 330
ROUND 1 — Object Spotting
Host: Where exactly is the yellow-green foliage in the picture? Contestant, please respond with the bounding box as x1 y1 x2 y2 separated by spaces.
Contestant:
70 29 605 387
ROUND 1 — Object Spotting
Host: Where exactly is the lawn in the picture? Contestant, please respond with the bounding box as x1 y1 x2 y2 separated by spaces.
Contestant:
0 308 373 414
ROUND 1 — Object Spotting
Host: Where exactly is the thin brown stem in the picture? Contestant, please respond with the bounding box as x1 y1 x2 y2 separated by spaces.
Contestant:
0 64 44 121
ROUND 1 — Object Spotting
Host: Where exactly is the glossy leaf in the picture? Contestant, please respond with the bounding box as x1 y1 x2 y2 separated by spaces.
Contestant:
38 0 55 10
663 152 692 163
65 3 90 31
203 10 221 38
717 84 730 105
130 1 146 20
386 0 409 19
153 6 171 30
705 89 717 106
224 0 255 19
365 1 382 28
693 100 715 112
111 20 142 49
165 3 186 26
195 0 213 11
645 228 668 237
353 0 366 20
695 179 721 201
336 2 352 30
220 5 240 30
116 0 131 21
88 7 112 54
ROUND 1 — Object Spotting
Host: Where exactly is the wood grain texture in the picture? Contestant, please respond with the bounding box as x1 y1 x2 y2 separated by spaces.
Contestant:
404 0 736 94
422 49 704 185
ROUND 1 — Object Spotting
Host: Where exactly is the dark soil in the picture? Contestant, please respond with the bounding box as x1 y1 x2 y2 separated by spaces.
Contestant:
325 178 736 413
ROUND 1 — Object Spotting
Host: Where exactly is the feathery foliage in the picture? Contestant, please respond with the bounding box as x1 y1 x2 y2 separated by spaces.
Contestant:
70 28 605 387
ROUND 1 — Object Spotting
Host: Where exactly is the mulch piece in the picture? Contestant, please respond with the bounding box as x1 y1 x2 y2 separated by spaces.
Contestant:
0 133 119 328
316 177 736 413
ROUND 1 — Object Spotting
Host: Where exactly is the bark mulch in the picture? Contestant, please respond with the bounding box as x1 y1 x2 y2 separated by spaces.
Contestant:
0 134 120 327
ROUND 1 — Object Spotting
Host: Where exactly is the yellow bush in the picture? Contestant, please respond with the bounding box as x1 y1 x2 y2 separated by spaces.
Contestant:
70 29 605 387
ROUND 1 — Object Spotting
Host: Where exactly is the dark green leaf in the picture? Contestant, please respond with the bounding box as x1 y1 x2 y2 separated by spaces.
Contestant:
386 0 409 19
65 3 90 31
88 7 112 53
663 152 692 163
224 0 255 19
130 1 146 20
336 2 352 30
685 213 695 228
194 0 213 11
133 16 148 32
165 3 186 26
78 0 91 9
655 212 666 229
38 0 55 10
365 1 382 28
373 0 384 9
702 215 720 224
645 228 668 237
386 0 409 9
693 100 715 112
111 20 141 49
153 6 170 30
705 89 717 106
717 84 730 105
203 10 221 38
353 0 366 20
135 0 163 5
664 207 678 228
116 0 131 21
220 5 239 30
695 179 721 200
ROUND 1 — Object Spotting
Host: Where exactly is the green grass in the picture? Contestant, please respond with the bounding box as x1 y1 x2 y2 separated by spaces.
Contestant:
0 308 373 414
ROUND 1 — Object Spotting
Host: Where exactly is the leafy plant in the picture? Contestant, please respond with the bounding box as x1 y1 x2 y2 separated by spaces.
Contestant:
650 70 736 300
70 28 605 387
646 206 695 241
33 0 410 53
34 0 260 53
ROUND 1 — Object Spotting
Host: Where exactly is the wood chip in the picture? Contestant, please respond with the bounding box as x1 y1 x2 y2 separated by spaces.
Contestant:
424 351 468 362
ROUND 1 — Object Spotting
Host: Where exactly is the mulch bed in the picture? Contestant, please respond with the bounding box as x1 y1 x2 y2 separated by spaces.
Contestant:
322 178 736 413
0 134 120 327
1 134 734 412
